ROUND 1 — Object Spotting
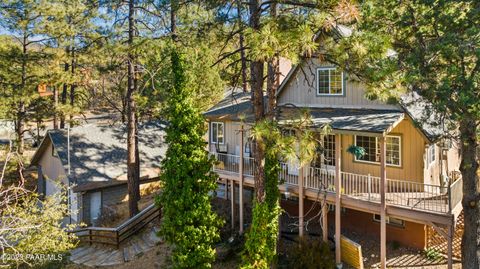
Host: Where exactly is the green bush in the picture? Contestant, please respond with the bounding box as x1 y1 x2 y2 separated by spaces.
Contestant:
288 237 335 269
157 48 222 269
425 247 441 261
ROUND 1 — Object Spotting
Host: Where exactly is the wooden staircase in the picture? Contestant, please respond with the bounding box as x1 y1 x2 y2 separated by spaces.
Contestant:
69 225 162 267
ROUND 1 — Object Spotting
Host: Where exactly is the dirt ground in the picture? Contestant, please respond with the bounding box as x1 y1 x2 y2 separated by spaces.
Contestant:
67 197 462 269
97 182 162 227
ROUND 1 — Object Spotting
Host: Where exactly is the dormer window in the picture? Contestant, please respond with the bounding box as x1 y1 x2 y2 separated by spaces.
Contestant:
317 67 344 95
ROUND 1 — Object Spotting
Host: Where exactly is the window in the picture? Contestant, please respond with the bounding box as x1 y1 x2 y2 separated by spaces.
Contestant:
427 144 436 165
317 67 344 95
211 122 224 144
323 135 336 166
354 135 401 166
373 214 405 227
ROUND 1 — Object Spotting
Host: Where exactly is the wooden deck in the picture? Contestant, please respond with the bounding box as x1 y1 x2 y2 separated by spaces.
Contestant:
213 152 462 226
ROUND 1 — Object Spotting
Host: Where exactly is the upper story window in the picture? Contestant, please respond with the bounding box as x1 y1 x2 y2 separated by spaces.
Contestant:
317 67 344 95
427 144 436 165
354 135 401 166
211 122 224 144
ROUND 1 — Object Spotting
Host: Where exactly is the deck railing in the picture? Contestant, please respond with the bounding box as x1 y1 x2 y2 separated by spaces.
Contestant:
212 152 461 214
69 203 161 248
213 153 241 174
448 177 463 213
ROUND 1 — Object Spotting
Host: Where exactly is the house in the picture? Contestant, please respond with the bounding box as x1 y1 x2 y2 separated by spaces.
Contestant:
204 58 463 267
30 121 167 226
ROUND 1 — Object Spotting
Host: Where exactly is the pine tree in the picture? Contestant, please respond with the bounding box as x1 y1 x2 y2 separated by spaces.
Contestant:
157 48 222 268
335 1 480 267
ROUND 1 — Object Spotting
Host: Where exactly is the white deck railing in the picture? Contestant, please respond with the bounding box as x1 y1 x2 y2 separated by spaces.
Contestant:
211 152 459 214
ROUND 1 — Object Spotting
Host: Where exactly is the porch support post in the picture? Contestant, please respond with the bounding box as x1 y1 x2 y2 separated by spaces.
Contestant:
322 200 328 242
379 136 387 269
299 165 304 237
230 179 236 230
224 178 228 200
239 125 244 234
447 223 453 269
334 134 342 267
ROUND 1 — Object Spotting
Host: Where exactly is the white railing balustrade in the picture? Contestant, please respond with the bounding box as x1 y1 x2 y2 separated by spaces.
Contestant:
243 157 255 176
212 153 240 174
210 151 460 214
279 162 298 185
306 167 335 192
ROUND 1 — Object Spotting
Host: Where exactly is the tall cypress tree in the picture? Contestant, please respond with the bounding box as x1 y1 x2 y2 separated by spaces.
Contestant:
157 48 222 268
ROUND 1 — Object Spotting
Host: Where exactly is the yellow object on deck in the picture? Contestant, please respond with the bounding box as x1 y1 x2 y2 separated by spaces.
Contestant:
341 235 364 269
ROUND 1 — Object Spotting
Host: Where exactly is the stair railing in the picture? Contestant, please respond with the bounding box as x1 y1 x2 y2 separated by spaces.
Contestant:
69 203 161 248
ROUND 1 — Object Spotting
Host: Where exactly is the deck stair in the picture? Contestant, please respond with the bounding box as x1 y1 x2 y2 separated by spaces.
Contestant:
69 225 162 267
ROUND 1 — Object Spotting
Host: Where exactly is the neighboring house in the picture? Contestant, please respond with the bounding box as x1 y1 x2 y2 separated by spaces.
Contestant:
30 121 166 226
204 54 463 266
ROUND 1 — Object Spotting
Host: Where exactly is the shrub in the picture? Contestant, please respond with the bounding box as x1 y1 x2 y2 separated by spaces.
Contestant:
425 247 441 261
157 48 222 268
0 186 77 268
288 237 335 269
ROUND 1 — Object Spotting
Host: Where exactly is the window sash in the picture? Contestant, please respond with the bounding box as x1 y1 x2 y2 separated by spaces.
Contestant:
323 135 336 166
373 214 405 227
354 135 401 166
427 144 436 165
211 122 224 144
317 67 344 95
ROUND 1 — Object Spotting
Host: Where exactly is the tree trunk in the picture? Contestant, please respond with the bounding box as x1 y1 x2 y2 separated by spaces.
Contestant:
53 86 58 129
266 3 279 119
249 0 266 203
69 49 75 123
127 0 140 217
236 0 248 93
459 117 480 269
60 47 69 129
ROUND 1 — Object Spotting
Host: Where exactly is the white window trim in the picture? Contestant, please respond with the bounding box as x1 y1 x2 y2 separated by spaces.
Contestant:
354 135 402 167
316 67 344 96
427 144 436 166
211 122 225 144
373 214 405 227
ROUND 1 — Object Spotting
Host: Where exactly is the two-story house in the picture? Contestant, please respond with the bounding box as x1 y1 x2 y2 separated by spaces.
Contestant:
204 57 463 268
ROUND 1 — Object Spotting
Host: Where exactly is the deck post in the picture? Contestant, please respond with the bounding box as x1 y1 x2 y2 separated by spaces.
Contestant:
447 223 453 269
224 178 228 200
239 125 245 234
379 137 387 269
334 134 342 267
230 179 236 230
322 200 328 242
299 165 304 237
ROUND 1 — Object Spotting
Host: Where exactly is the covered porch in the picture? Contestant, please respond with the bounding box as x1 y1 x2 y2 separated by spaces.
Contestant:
209 107 460 269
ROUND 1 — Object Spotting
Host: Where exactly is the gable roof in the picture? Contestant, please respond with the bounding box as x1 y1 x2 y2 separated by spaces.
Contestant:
203 89 266 122
31 121 167 186
399 92 444 141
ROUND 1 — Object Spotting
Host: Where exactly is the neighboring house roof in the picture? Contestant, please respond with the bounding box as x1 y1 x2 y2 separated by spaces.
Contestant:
204 89 262 122
31 121 167 188
277 107 404 136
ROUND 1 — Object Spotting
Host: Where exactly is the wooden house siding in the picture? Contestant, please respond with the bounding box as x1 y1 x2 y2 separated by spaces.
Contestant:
209 120 250 155
341 118 427 183
277 58 398 110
